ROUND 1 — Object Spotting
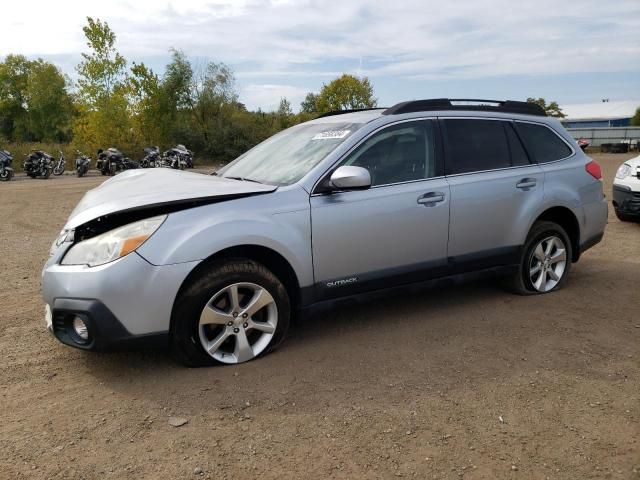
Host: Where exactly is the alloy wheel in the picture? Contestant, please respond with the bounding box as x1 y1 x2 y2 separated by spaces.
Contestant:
198 282 278 364
529 235 567 292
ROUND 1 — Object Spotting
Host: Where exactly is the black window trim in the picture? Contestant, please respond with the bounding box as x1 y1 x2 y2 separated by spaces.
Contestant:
513 119 576 165
311 117 444 195
503 121 533 166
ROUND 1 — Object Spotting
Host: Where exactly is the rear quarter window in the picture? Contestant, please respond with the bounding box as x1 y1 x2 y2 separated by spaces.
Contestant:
516 122 573 163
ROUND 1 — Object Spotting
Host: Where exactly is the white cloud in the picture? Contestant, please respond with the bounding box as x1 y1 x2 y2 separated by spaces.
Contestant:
3 0 640 108
240 84 308 111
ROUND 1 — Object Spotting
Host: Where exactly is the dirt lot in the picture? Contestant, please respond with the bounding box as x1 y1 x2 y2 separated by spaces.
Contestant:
1 154 639 479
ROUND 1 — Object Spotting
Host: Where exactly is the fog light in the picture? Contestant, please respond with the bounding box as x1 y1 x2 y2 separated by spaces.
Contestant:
72 316 89 341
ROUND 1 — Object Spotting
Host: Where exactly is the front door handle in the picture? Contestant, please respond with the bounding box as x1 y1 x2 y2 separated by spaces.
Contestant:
516 178 537 189
417 192 445 206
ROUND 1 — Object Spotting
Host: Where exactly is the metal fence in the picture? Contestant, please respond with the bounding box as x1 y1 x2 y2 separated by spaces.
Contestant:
566 126 640 149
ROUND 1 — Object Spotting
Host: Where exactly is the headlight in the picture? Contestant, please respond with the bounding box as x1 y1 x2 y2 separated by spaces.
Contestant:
61 215 166 267
615 164 632 179
50 229 75 256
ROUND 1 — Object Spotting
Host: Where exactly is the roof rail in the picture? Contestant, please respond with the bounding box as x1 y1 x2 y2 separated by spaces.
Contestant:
317 107 386 118
383 98 546 117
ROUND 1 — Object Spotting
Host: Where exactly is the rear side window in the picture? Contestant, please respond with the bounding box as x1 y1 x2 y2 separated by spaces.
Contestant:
516 122 572 163
443 119 514 174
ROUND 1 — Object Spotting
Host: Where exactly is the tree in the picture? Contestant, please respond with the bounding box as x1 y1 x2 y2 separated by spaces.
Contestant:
0 55 73 142
630 107 640 126
300 92 318 113
315 74 377 113
73 17 132 153
26 60 74 141
526 97 565 118
76 17 127 106
0 55 30 140
127 62 162 145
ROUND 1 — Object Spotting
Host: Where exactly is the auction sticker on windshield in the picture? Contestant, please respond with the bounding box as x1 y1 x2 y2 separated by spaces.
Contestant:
312 130 351 140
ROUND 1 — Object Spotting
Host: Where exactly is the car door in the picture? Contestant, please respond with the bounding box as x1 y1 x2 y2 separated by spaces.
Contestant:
441 118 545 269
310 119 450 300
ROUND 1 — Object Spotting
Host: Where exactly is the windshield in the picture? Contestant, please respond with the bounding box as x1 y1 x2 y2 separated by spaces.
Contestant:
217 121 363 185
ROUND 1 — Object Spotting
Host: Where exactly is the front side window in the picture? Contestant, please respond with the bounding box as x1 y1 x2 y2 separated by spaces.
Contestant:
218 121 363 186
515 122 573 163
342 120 435 186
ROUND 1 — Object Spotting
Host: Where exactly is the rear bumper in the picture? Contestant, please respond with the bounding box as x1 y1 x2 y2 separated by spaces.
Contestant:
47 298 168 351
612 184 640 216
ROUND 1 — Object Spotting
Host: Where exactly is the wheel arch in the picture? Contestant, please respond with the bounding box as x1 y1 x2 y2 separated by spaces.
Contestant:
171 244 302 331
532 207 580 262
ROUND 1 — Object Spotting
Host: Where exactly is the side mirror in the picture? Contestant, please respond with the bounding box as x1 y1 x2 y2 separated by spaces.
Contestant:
330 166 371 191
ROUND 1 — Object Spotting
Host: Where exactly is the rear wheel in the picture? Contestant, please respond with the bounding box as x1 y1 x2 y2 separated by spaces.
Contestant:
42 167 52 179
505 221 572 295
171 259 291 366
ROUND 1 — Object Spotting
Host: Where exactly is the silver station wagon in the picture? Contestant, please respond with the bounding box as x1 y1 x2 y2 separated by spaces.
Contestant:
43 99 608 366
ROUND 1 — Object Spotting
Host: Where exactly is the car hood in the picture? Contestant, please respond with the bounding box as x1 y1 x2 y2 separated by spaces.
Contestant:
66 168 276 229
622 155 640 168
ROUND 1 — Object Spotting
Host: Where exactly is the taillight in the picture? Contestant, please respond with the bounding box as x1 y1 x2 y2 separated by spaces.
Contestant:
585 160 602 180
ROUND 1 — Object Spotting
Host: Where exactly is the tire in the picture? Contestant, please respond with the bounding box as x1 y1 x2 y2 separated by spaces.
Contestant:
0 169 11 181
615 209 640 223
53 164 64 175
504 221 572 295
76 167 85 178
42 167 52 179
170 259 291 367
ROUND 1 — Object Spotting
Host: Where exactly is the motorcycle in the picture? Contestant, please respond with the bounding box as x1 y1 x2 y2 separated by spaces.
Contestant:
141 146 160 168
52 151 66 176
75 151 91 177
23 150 54 179
175 144 194 168
0 149 14 181
97 147 139 176
161 145 190 170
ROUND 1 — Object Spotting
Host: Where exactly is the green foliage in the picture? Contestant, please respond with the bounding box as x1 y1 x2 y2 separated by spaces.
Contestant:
73 17 133 155
315 74 377 112
526 97 565 118
300 92 318 113
0 55 74 142
630 107 640 126
76 17 127 105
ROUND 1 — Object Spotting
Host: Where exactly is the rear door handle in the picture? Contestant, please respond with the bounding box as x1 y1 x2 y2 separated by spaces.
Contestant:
516 178 537 189
417 191 445 206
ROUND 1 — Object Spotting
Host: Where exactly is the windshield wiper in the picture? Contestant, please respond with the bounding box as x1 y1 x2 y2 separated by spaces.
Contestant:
225 175 263 184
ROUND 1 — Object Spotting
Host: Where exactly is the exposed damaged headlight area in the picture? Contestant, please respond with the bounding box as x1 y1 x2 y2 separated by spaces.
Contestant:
61 215 166 267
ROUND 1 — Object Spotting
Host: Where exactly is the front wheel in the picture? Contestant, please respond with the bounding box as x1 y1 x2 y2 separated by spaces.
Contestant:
171 259 291 366
42 167 52 179
0 169 12 181
504 221 572 295
53 163 65 175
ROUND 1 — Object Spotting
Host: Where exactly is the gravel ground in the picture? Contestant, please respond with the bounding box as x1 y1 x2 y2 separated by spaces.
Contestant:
1 154 639 479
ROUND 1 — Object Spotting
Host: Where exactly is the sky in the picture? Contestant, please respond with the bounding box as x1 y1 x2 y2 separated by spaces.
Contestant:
3 0 640 112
